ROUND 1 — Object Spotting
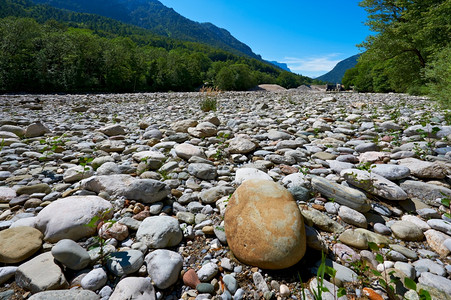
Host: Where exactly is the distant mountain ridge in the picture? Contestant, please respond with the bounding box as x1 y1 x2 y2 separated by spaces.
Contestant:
316 54 360 83
267 61 291 72
31 0 261 59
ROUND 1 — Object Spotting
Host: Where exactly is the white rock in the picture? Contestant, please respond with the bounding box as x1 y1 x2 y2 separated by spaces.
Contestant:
401 215 430 232
28 290 99 300
136 216 183 248
63 166 94 183
81 268 108 291
174 143 205 160
427 219 451 235
109 277 155 300
338 206 367 228
16 252 68 293
51 239 91 270
35 196 113 243
82 175 170 203
145 249 183 289
281 173 306 188
106 250 144 276
197 262 218 282
235 168 272 185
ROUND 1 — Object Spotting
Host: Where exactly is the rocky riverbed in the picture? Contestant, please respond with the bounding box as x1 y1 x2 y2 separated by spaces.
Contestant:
0 90 450 300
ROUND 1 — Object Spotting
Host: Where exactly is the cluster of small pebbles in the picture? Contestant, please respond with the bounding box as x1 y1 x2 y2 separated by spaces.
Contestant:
0 90 450 300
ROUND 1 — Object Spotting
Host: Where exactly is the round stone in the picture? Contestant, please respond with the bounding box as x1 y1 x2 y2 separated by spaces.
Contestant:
174 143 205 160
338 229 368 249
338 206 367 228
183 269 200 289
391 221 424 241
109 277 155 300
145 249 183 289
81 268 108 291
197 262 218 282
228 137 256 154
196 283 215 294
106 250 144 276
373 223 392 235
99 222 129 241
0 227 43 263
224 179 306 269
136 216 183 248
51 239 91 270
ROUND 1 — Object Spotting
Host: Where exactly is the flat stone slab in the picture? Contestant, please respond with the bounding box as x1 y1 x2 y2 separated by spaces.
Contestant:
311 176 371 212
398 158 449 179
400 180 451 206
0 227 43 263
16 252 68 293
341 169 407 201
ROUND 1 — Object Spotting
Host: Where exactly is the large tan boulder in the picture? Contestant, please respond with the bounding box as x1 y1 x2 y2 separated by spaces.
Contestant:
224 179 306 269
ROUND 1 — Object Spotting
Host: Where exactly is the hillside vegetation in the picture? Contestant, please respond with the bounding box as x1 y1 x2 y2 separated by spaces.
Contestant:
0 0 314 93
30 0 261 59
342 0 451 107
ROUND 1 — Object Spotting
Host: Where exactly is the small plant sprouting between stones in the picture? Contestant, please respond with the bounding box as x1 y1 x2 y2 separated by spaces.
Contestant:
414 126 440 159
312 252 346 300
199 86 220 112
39 135 67 169
298 166 309 176
366 242 431 300
78 156 94 177
158 169 170 180
367 242 400 300
0 138 5 151
212 132 230 161
440 192 451 219
85 209 115 265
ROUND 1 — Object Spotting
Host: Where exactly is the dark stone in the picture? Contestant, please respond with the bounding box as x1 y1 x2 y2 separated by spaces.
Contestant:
288 186 311 202
196 283 215 294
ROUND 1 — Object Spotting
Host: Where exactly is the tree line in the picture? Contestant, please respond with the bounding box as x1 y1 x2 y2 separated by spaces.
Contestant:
0 16 314 93
342 0 450 107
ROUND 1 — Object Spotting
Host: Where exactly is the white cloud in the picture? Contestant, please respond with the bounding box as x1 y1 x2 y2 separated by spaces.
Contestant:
282 54 342 77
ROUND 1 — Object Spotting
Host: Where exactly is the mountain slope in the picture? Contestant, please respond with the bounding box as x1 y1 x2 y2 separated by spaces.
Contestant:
316 54 360 83
0 0 316 93
267 61 291 72
31 0 260 59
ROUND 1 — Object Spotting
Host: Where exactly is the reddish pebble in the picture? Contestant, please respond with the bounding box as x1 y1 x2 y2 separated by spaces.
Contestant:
312 204 325 211
363 287 383 300
133 210 150 221
381 135 394 142
99 222 129 241
183 269 201 289
279 165 299 175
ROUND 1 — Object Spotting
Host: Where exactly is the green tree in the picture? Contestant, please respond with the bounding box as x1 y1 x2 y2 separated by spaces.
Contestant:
0 17 42 91
103 37 145 91
277 71 299 89
425 45 451 108
350 0 451 96
216 66 235 90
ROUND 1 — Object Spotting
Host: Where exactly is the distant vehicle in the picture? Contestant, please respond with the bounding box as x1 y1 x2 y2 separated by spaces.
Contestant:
326 84 344 91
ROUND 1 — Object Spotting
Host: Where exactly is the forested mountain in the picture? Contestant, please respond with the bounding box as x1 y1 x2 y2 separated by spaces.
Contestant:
316 54 360 84
342 0 450 107
30 0 260 59
0 0 314 93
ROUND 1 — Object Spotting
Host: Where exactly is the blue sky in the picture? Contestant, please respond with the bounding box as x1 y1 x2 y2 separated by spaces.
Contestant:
158 0 372 77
